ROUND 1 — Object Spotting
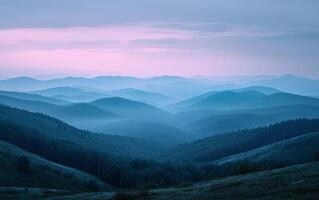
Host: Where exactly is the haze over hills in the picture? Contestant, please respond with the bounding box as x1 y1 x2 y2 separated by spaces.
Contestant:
174 91 319 111
0 90 68 105
252 74 319 96
31 87 108 102
1 0 319 198
1 75 319 198
181 105 319 137
90 97 174 123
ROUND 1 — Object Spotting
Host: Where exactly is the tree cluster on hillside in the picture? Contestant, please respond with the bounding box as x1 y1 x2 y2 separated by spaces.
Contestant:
194 119 319 162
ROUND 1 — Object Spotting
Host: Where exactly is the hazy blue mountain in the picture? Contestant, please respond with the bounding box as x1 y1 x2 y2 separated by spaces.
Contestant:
175 104 319 127
31 87 108 102
189 91 265 110
0 104 163 159
252 74 319 96
184 105 319 137
163 119 319 162
252 93 319 108
141 81 213 100
0 90 68 105
0 95 118 127
233 86 281 95
107 88 174 106
0 76 146 92
0 77 43 91
46 76 146 90
0 95 58 113
216 131 319 166
87 119 197 148
51 103 119 120
90 97 174 122
168 91 219 111
0 140 110 192
178 90 319 111
169 86 280 111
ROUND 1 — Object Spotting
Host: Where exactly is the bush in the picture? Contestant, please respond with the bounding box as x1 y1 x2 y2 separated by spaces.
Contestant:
17 156 30 173
113 189 149 200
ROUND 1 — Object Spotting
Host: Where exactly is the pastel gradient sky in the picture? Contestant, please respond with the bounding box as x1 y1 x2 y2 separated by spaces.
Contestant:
0 0 319 78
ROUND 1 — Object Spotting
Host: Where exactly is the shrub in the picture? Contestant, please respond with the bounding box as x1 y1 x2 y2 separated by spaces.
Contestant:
113 189 149 200
17 156 30 173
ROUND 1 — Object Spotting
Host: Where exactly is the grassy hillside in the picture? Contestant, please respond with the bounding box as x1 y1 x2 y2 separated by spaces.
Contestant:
0 140 111 192
216 131 319 165
39 162 319 200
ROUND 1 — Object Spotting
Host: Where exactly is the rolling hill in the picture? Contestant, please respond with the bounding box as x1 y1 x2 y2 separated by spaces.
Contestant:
176 90 319 111
31 87 108 102
162 119 319 162
107 88 173 106
216 131 319 165
0 104 163 159
169 86 281 111
0 140 111 192
39 162 319 200
183 105 319 137
0 95 119 126
189 91 265 110
88 119 197 148
0 91 68 105
90 97 174 122
252 74 319 96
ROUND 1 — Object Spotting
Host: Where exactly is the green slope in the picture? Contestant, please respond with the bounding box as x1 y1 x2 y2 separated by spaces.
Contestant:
42 162 319 200
0 140 111 192
216 131 319 165
163 119 319 162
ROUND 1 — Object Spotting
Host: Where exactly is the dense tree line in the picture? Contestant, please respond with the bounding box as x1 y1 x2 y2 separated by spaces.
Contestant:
194 119 319 162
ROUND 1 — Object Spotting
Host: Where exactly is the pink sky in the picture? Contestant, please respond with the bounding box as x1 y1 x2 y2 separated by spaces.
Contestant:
0 24 317 78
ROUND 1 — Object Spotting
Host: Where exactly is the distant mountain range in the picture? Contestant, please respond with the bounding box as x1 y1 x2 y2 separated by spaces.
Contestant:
172 90 319 111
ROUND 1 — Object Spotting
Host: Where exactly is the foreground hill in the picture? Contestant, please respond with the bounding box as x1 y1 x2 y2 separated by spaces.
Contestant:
216 131 319 165
163 119 319 162
35 162 319 200
0 140 111 192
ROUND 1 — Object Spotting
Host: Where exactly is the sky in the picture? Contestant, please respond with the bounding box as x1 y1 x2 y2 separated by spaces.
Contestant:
0 0 319 78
